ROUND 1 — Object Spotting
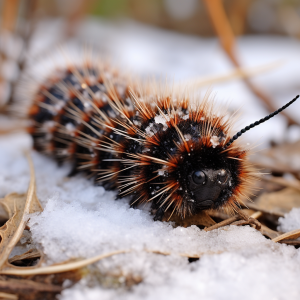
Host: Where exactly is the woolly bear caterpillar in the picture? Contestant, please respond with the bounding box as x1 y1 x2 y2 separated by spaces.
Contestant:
14 50 298 225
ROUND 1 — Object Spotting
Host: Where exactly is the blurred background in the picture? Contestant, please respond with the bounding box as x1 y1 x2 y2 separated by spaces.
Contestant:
0 0 300 147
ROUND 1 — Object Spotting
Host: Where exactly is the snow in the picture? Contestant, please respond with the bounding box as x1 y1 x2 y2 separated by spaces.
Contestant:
210 136 220 148
154 114 169 131
60 247 300 300
1 17 300 300
278 208 300 233
184 134 191 141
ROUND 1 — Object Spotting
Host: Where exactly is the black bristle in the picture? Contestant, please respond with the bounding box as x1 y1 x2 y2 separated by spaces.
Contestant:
225 95 299 148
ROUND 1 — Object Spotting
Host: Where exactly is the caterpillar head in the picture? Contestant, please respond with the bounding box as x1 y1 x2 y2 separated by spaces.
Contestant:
164 132 251 217
188 167 231 209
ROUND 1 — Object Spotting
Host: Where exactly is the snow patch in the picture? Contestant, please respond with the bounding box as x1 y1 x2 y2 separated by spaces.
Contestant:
184 134 191 141
278 208 300 233
154 114 169 131
210 136 220 148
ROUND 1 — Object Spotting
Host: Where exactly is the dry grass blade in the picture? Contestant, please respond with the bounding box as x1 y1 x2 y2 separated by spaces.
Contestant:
8 249 41 264
205 210 263 232
0 250 129 275
0 292 18 300
145 249 221 258
177 61 283 90
278 239 300 246
204 215 240 231
0 152 43 270
272 229 300 243
202 0 236 61
203 0 299 126
1 247 227 276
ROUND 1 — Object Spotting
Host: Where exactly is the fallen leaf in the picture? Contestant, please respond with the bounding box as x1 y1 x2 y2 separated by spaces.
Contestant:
0 269 84 300
0 153 43 270
255 188 300 215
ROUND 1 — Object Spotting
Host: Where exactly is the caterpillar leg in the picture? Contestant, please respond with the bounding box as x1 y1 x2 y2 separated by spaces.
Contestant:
68 162 79 177
153 207 166 221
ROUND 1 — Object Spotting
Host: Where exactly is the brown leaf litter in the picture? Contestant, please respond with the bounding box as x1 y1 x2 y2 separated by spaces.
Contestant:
0 153 43 271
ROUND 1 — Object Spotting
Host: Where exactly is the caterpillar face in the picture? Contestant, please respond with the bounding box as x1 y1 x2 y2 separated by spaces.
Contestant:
177 144 237 212
189 168 231 209
20 61 258 221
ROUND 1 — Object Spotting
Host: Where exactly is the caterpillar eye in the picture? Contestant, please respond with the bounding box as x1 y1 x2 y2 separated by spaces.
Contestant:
218 169 228 184
192 170 206 185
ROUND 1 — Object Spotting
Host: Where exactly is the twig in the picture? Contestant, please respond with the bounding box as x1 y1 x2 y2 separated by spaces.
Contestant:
205 210 262 232
0 0 20 32
177 61 284 90
63 0 95 39
272 229 300 243
234 209 262 229
204 214 240 231
203 0 299 126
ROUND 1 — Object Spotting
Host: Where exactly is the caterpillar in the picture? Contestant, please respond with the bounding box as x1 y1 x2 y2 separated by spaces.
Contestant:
14 52 298 224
